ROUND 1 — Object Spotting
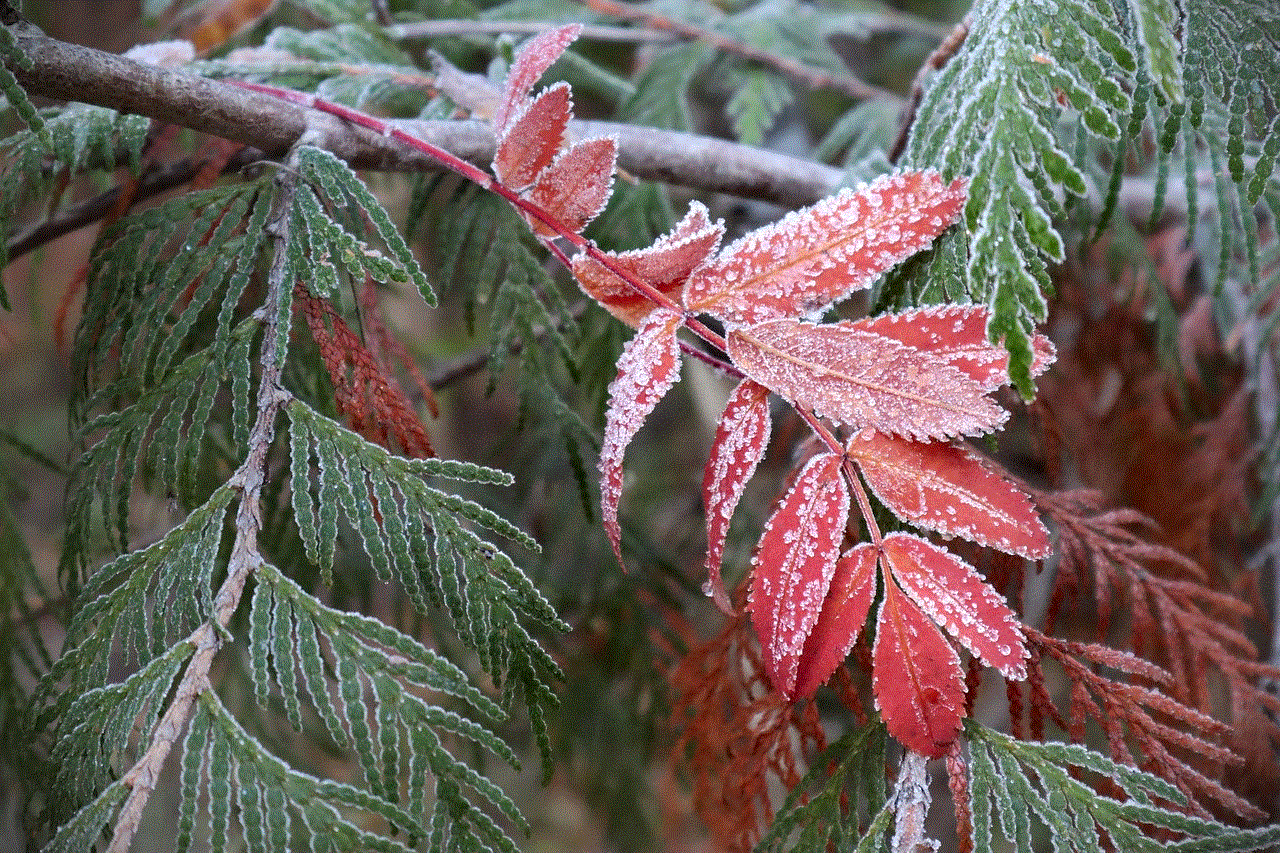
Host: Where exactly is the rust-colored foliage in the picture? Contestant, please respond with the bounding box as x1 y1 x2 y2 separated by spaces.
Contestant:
297 284 435 458
667 610 826 852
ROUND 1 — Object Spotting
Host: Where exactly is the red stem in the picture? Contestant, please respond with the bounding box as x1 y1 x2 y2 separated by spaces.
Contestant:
235 80 888 543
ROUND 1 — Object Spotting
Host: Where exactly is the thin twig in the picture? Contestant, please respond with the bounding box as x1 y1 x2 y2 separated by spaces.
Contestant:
7 147 263 262
104 149 300 853
388 19 671 44
584 0 900 104
889 16 969 163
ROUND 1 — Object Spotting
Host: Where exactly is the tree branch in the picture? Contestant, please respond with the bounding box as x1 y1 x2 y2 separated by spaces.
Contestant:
4 23 845 209
104 150 300 853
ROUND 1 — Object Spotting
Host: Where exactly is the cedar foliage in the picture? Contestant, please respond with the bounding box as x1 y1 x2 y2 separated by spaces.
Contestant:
1 0 1279 851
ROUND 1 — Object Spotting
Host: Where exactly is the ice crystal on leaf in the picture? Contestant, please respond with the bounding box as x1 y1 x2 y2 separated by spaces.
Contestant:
746 452 850 699
880 533 1028 680
846 428 1050 558
600 311 684 566
727 319 1008 441
571 201 723 327
873 574 968 758
702 379 772 613
492 82 571 190
492 24 583 136
684 171 966 324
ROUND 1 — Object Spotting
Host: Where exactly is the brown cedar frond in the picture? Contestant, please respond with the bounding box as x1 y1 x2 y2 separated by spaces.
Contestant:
1035 489 1280 803
667 609 826 852
1024 629 1266 821
297 285 435 458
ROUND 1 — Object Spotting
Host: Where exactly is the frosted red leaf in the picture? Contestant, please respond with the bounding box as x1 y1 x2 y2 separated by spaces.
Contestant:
846 428 1050 558
873 576 967 758
525 136 617 237
854 305 1055 391
683 171 966 325
571 202 723 327
880 532 1028 680
493 81 571 190
727 319 1006 441
747 452 849 699
792 542 878 698
600 310 684 565
702 379 772 613
493 24 582 135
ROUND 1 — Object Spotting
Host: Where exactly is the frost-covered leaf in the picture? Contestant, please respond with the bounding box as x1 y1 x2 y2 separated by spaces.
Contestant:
727 319 1006 441
792 541 878 699
847 428 1050 558
571 202 722 327
747 452 849 699
493 24 583 135
600 311 684 565
493 81 570 190
524 136 617 238
701 379 772 613
685 171 966 325
879 533 1028 679
852 304 1055 392
898 0 1137 391
873 576 966 758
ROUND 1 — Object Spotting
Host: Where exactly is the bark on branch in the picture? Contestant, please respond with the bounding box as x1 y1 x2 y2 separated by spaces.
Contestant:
4 23 845 208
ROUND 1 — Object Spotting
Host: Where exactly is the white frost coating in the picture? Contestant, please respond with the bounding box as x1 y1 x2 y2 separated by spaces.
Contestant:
600 312 684 564
729 319 1007 442
881 533 1028 680
747 452 850 697
683 171 965 326
847 428 1050 558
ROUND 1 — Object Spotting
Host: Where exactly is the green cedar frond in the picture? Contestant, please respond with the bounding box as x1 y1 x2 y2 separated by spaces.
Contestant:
965 722 1280 853
755 723 889 853
39 487 234 731
0 101 148 274
249 561 529 844
50 642 193 819
287 401 565 756
619 41 717 131
895 0 1137 394
722 64 794 147
0 23 48 150
412 177 575 374
296 145 436 306
228 24 432 110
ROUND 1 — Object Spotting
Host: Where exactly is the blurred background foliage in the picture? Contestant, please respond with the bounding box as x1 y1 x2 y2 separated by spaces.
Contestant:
2 0 1277 850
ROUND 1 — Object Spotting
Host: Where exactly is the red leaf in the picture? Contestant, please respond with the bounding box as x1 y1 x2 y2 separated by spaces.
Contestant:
571 202 722 327
493 24 582 135
847 428 1050 558
702 379 772 613
493 81 571 189
600 310 684 565
747 452 850 699
853 305 1056 391
880 532 1028 679
793 542 878 698
525 136 617 237
873 576 967 758
727 319 1006 441
684 171 966 325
